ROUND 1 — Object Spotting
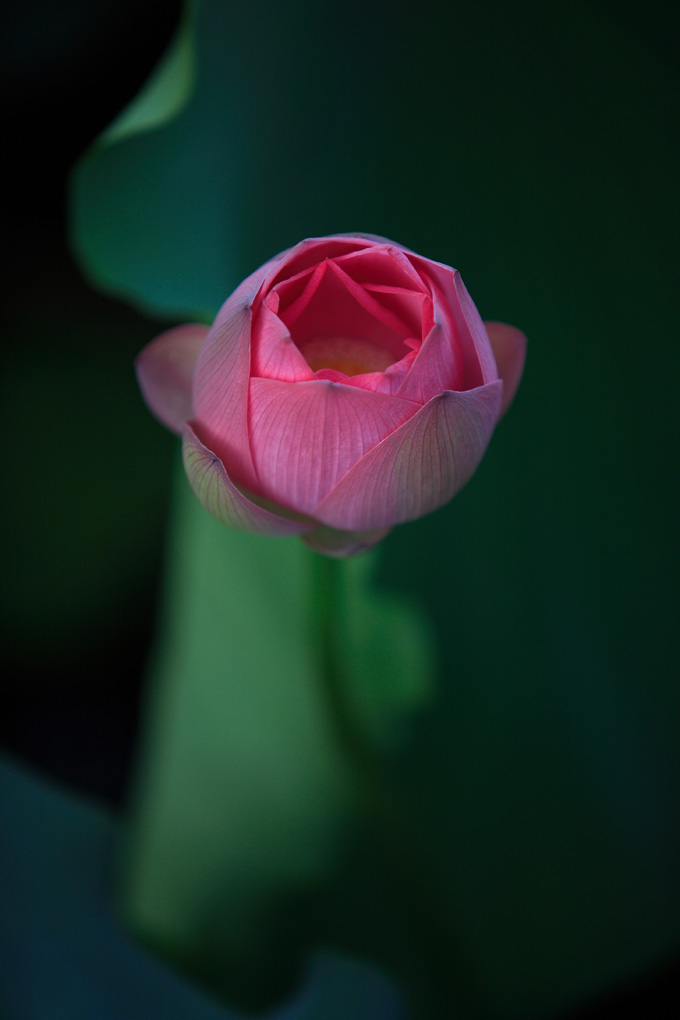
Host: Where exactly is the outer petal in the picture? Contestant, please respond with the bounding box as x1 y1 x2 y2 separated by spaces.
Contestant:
484 321 527 417
407 255 498 388
451 272 499 384
191 248 297 489
251 303 316 382
396 321 461 403
192 299 257 489
313 380 503 531
135 324 208 434
248 378 419 515
182 423 310 536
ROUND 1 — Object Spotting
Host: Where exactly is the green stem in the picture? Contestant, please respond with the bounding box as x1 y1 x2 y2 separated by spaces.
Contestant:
313 553 378 798
311 552 483 1020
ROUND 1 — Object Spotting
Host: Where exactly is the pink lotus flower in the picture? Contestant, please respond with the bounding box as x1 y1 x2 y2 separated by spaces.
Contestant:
136 235 526 556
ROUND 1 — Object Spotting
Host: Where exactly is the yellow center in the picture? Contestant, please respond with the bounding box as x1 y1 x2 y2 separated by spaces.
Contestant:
299 336 394 376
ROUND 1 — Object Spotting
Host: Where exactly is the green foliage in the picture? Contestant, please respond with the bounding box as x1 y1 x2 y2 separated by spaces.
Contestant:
120 463 433 1007
55 0 680 1016
338 553 435 749
70 2 234 319
102 6 197 146
0 756 403 1019
121 467 354 973
0 259 174 673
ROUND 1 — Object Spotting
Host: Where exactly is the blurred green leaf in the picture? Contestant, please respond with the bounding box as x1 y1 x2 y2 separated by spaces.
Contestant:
102 6 196 146
71 2 240 320
338 554 435 749
0 755 404 1019
0 251 174 672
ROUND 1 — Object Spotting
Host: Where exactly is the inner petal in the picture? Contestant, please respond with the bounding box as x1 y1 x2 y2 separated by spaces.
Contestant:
267 238 371 289
280 260 411 363
333 246 426 291
298 336 395 376
363 285 431 338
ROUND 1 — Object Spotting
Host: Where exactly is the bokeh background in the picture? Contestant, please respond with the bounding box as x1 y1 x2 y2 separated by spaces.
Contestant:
2 1 679 1017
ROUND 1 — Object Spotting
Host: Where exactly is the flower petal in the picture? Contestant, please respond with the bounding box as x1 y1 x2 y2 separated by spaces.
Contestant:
267 236 378 286
334 244 425 291
182 423 310 536
280 262 410 362
190 248 300 488
275 260 326 324
135 324 208 434
484 321 527 417
362 285 431 337
192 298 261 491
396 321 461 403
451 271 499 383
248 378 419 515
251 303 316 382
192 299 256 489
341 350 417 396
326 263 413 336
407 255 498 388
313 381 503 531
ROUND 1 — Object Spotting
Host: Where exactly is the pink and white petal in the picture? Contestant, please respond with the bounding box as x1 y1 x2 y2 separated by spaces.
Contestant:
335 244 425 291
182 423 309 536
326 262 412 336
266 236 377 287
191 300 258 489
396 321 462 403
135 324 208 434
302 524 392 558
452 272 499 384
313 380 503 532
248 378 419 515
280 261 408 359
407 255 498 388
276 261 326 325
484 321 527 417
363 285 432 338
341 350 416 396
273 240 415 315
190 250 300 489
332 232 395 245
251 304 316 382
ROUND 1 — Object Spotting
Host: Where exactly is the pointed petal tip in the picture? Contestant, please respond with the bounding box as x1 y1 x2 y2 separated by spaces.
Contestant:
313 380 503 532
135 323 208 433
182 423 310 536
483 321 527 417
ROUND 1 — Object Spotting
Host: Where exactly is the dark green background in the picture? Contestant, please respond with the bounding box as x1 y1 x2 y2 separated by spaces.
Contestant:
1 1 679 1017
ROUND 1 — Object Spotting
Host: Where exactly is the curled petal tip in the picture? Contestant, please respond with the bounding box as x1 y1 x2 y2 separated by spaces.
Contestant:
483 321 527 417
135 323 208 433
182 424 309 536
